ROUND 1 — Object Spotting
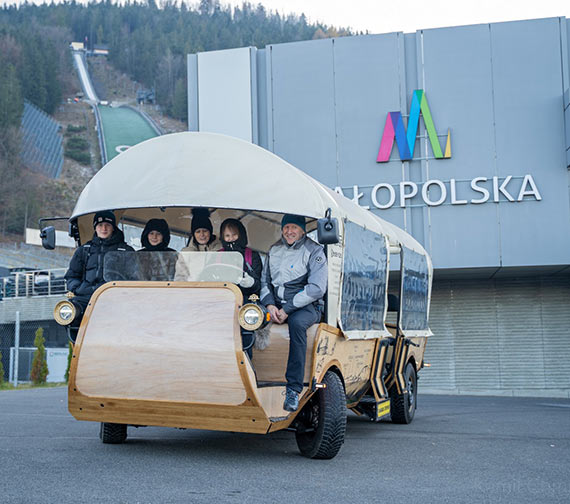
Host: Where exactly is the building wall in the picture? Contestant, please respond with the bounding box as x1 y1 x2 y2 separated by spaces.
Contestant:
424 276 570 397
187 18 570 397
188 17 570 274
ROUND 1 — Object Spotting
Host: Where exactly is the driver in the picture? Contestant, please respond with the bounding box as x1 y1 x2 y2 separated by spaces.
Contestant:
261 214 327 412
64 211 134 325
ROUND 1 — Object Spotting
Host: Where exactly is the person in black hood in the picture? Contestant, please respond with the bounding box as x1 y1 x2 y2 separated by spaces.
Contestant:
138 218 176 281
219 218 262 299
64 210 134 333
139 218 174 252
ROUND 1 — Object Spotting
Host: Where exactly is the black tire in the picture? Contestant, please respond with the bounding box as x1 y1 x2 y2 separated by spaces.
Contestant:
390 361 417 424
295 371 347 459
99 422 127 444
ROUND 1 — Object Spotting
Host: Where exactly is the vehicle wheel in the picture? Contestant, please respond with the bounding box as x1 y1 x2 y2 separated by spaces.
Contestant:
390 361 417 424
295 370 347 459
99 422 127 444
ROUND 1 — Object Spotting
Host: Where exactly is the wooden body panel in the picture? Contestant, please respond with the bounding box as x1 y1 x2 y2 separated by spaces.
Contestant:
73 284 246 404
312 325 376 405
68 283 429 435
251 323 319 383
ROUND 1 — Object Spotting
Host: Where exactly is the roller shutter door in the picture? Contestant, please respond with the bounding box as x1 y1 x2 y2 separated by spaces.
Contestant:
420 275 570 397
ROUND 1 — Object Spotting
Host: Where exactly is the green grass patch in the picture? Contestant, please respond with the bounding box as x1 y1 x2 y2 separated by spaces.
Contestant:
0 381 66 390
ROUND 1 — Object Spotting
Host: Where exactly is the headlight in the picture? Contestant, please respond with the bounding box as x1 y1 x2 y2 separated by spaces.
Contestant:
53 300 78 326
238 303 269 331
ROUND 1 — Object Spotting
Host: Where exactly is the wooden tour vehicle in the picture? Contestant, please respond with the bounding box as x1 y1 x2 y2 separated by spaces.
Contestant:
41 132 434 459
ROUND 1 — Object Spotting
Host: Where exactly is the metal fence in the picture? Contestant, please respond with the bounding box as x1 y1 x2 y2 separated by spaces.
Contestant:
0 268 67 300
0 312 70 385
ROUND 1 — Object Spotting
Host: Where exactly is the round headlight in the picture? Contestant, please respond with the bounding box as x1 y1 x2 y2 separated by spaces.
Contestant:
244 308 260 326
238 303 266 331
59 304 74 321
53 300 77 326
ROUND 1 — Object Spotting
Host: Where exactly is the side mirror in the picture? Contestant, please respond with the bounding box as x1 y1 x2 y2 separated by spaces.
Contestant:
40 226 56 250
317 208 340 245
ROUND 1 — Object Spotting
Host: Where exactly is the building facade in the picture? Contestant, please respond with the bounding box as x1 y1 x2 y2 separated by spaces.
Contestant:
187 17 570 397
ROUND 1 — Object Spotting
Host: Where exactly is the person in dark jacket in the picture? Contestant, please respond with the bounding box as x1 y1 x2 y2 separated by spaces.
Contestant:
219 218 262 299
64 210 134 317
138 218 176 281
139 218 175 252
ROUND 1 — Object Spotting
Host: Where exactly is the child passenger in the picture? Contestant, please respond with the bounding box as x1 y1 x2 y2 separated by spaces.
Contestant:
219 218 262 299
138 218 176 281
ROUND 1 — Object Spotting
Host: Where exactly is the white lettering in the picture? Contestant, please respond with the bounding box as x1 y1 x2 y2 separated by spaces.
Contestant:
334 186 345 197
421 180 446 206
493 175 514 202
470 177 490 204
352 185 369 210
450 178 467 205
400 181 418 208
371 183 396 209
517 174 542 201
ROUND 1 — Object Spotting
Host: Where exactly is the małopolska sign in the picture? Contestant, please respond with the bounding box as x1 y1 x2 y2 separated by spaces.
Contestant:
333 90 542 209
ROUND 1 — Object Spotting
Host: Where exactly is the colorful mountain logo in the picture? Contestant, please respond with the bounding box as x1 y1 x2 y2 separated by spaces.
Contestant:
377 90 451 162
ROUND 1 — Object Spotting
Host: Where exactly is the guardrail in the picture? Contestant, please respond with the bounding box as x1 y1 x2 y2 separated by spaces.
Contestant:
0 268 67 300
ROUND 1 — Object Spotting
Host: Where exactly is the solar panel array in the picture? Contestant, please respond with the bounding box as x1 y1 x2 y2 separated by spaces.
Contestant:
20 101 64 179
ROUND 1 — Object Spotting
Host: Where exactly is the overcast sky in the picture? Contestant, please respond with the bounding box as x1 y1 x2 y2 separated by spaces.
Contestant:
2 0 570 34
226 0 570 34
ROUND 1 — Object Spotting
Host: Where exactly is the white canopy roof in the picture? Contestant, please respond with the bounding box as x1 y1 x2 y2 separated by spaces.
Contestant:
72 132 426 255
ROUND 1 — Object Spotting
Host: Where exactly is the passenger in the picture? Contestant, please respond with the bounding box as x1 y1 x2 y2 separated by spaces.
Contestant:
186 208 221 251
138 219 176 281
219 218 262 299
139 218 175 252
64 211 134 331
260 214 327 412
174 208 221 280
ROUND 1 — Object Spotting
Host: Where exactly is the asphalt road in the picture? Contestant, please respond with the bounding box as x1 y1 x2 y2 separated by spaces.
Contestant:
1 387 568 504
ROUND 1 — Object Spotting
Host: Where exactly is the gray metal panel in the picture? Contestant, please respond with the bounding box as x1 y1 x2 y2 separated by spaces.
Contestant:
256 49 268 150
540 276 570 389
418 24 501 268
420 281 456 391
490 18 570 266
495 279 545 389
333 34 402 188
332 33 407 231
404 33 425 247
421 276 570 395
250 47 258 145
187 54 199 132
269 39 338 187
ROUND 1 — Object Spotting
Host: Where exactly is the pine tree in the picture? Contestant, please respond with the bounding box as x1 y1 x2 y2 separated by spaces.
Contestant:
0 62 23 131
30 327 49 385
64 341 73 383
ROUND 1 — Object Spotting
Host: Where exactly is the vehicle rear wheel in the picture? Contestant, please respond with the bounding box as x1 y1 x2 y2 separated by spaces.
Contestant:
99 422 127 444
295 370 346 459
390 361 417 424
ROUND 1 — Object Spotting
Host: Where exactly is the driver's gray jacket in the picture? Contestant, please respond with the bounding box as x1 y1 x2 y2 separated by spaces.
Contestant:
261 235 327 315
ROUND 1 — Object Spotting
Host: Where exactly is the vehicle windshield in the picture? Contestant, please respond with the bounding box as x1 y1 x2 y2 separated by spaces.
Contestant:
103 251 244 284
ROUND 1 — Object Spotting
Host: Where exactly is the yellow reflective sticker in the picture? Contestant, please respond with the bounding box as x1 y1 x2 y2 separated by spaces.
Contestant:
377 400 390 418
